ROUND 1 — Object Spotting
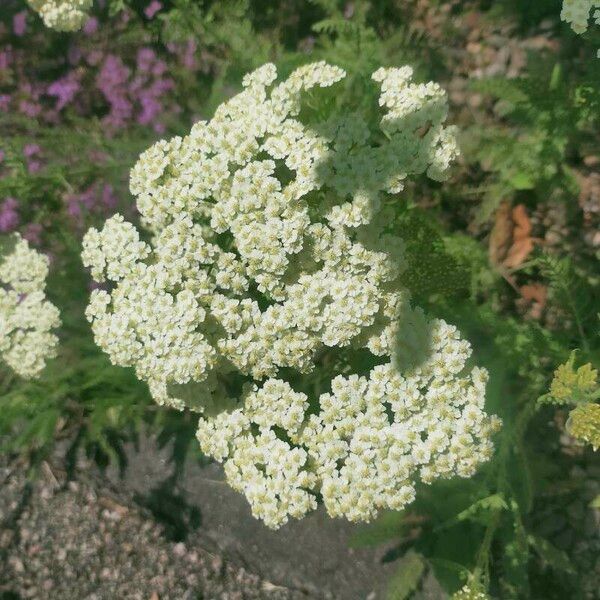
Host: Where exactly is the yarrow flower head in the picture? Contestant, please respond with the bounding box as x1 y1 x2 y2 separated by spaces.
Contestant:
27 0 93 32
560 0 600 56
451 584 492 600
82 62 499 528
567 403 600 450
0 234 61 378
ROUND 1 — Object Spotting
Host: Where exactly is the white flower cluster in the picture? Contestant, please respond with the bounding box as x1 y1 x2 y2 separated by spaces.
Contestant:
451 584 490 600
0 235 61 378
83 62 498 528
561 0 600 56
196 317 500 528
561 0 599 33
27 0 93 32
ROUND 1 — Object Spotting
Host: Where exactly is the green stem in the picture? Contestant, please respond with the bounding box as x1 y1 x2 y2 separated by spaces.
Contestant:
473 394 538 588
473 509 501 586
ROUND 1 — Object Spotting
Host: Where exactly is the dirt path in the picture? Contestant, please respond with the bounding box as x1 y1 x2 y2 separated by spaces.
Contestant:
0 456 305 600
0 433 446 600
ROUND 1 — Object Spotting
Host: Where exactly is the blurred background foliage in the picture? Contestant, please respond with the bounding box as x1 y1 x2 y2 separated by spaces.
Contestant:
0 0 599 598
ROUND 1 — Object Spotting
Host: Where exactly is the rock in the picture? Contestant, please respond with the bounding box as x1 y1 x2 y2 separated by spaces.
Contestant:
173 542 186 557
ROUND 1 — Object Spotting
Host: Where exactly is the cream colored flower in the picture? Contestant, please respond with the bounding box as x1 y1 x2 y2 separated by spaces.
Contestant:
0 235 60 378
561 0 599 34
27 0 92 32
83 62 499 528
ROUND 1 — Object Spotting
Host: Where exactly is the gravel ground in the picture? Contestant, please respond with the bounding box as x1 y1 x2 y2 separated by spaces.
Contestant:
0 458 305 600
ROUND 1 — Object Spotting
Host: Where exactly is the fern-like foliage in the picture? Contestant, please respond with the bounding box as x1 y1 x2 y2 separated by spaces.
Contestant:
536 252 598 350
464 58 599 224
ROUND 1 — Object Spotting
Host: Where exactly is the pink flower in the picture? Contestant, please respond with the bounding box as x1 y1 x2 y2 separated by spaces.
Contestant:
83 17 98 35
68 46 83 66
96 55 133 129
23 144 42 173
18 99 41 118
136 47 156 72
0 49 13 71
144 0 162 19
47 74 81 111
65 182 119 226
101 184 117 210
88 150 109 164
0 198 19 233
23 144 41 158
86 50 104 67
13 12 27 37
182 39 198 71
22 223 43 246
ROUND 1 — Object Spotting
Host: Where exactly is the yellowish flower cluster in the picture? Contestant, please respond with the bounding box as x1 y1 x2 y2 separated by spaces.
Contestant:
83 62 498 528
27 0 92 32
0 235 61 378
567 403 600 450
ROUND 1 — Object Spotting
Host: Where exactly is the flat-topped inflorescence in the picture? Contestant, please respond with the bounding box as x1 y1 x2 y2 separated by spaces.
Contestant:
561 0 600 34
82 62 500 528
0 234 61 378
27 0 93 32
560 0 600 56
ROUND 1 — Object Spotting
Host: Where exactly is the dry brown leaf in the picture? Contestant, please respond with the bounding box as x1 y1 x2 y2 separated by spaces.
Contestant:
503 237 534 269
512 203 532 240
489 201 514 267
489 202 536 269
519 283 547 307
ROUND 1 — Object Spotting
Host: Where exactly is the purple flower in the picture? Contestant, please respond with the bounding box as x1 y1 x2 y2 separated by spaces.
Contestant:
23 144 42 173
152 59 167 77
18 99 41 118
182 39 198 71
137 48 156 72
66 185 93 222
144 1 162 19
0 198 19 233
83 17 99 35
96 55 134 129
13 12 27 37
0 49 13 71
88 150 109 164
97 55 130 88
68 45 83 66
47 74 80 111
166 39 201 72
101 184 117 210
138 94 161 125
23 144 40 158
0 95 10 112
0 149 5 163
86 50 104 67
65 182 118 225
22 223 43 246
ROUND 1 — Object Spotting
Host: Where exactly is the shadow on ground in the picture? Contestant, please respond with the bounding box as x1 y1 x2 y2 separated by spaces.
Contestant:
99 429 446 600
